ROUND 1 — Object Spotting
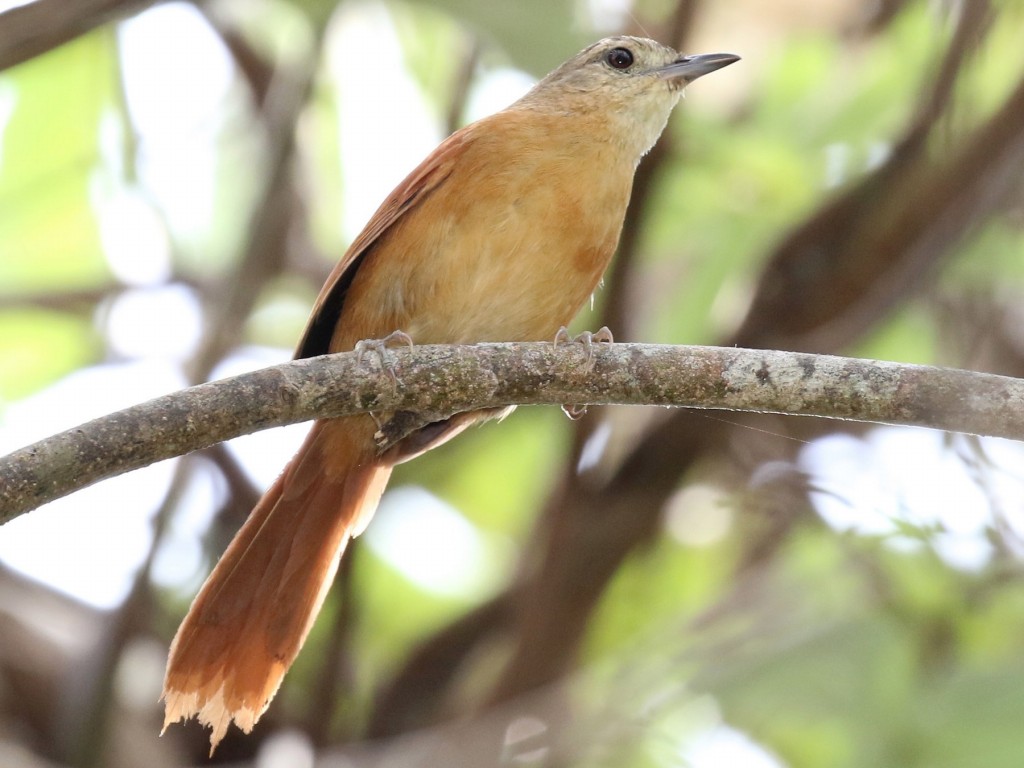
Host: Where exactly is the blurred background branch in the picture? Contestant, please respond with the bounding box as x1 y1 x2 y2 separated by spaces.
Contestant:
0 0 163 71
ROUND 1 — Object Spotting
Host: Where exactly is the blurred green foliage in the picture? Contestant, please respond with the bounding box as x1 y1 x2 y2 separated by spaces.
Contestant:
3 1 1024 766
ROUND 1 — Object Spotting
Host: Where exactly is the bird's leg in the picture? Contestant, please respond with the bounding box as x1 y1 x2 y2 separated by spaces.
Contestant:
355 330 414 384
355 331 413 430
553 325 613 419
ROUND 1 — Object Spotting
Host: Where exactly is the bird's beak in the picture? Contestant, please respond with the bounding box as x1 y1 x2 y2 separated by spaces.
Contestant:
655 52 740 84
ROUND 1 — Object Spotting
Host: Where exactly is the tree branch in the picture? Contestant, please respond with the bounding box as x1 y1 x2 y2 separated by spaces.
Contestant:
0 0 162 72
2 343 1023 523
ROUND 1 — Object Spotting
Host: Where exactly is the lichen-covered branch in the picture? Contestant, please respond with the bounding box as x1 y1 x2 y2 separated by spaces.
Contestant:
2 342 1023 523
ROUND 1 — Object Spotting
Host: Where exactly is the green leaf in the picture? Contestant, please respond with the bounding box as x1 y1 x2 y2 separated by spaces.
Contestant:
0 30 115 291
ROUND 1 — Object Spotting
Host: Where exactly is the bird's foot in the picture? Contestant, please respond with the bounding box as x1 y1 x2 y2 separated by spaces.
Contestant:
355 330 414 384
553 325 613 368
561 403 589 421
552 326 613 420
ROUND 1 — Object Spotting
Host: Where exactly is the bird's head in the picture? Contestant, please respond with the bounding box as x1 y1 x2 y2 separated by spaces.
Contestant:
517 36 739 161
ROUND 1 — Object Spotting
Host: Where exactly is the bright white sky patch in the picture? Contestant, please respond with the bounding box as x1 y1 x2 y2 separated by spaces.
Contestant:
801 428 1024 570
104 284 204 361
327 1 537 237
364 485 504 598
149 463 223 592
328 2 441 238
93 183 171 286
117 2 236 247
0 0 34 12
0 361 186 608
685 725 787 768
577 418 612 474
580 0 634 33
463 67 535 123
256 730 315 768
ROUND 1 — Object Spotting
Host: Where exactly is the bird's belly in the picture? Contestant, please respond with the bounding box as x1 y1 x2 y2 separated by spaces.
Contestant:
336 149 631 349
408 215 616 344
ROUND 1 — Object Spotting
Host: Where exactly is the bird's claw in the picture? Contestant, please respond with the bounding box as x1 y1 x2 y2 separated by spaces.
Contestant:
355 330 414 384
553 326 613 420
552 325 614 368
553 326 572 346
561 403 589 420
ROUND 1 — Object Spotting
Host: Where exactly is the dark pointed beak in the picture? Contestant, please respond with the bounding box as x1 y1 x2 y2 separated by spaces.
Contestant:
656 52 740 83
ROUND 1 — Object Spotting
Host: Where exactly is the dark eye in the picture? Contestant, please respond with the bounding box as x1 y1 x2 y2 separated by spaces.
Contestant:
605 47 634 70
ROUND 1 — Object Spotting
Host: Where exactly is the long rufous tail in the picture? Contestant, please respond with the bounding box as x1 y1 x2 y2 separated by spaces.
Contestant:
161 418 389 753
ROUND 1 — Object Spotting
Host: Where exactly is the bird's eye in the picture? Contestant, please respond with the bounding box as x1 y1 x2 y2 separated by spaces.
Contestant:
605 47 634 70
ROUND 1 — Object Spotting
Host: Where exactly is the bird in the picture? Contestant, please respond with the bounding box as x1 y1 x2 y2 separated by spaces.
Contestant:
161 35 738 752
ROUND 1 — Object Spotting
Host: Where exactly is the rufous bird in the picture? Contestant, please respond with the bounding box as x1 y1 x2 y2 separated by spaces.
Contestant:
162 36 738 752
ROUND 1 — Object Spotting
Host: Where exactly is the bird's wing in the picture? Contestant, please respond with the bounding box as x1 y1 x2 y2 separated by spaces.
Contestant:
294 126 474 359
